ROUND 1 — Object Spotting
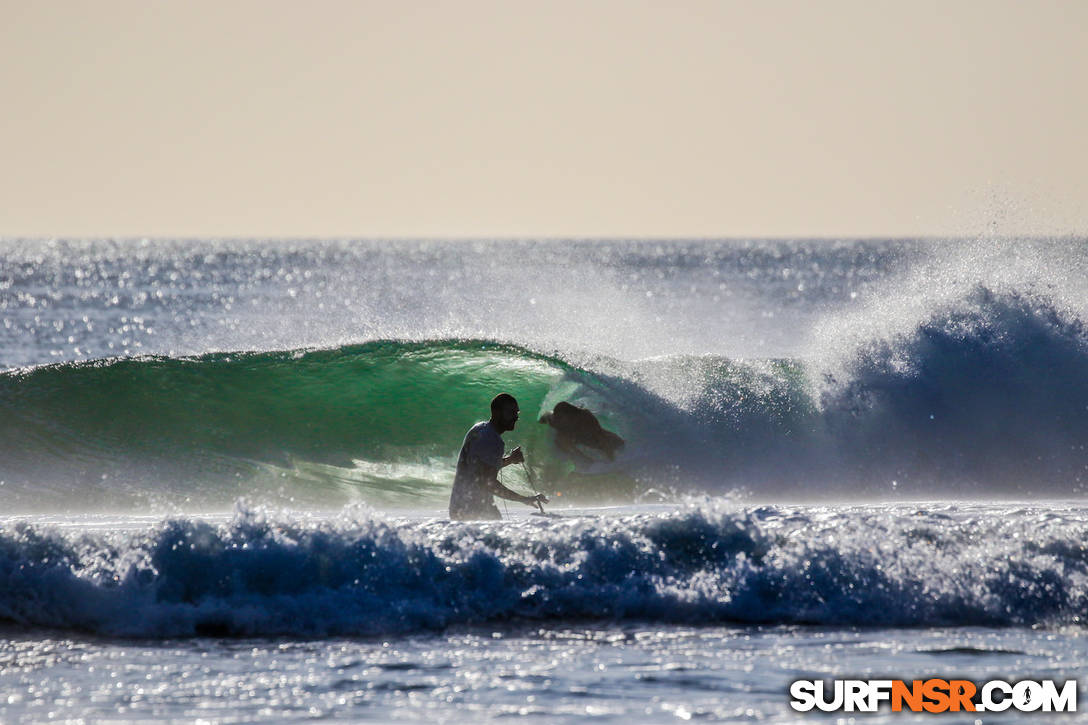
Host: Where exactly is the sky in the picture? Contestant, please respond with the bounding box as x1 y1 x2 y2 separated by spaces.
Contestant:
1 0 1086 239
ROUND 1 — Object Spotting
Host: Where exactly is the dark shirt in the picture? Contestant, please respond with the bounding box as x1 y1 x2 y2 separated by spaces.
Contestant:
449 421 504 519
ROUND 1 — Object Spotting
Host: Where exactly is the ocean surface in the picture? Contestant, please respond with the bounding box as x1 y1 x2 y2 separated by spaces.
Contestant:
2 237 1088 722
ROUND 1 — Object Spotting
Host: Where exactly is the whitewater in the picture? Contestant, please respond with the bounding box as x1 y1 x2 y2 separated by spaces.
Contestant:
2 237 1088 722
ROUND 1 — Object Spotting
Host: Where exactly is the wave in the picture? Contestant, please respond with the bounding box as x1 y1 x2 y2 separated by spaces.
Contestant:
2 501 1086 637
816 286 1088 490
0 340 663 510
1 284 1087 510
684 286 1088 496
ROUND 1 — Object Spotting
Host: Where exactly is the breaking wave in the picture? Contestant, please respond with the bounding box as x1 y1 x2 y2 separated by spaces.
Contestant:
1 501 1086 637
0 285 1086 511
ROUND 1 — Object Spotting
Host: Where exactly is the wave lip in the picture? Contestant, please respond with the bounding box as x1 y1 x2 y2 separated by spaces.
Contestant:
2 502 1086 637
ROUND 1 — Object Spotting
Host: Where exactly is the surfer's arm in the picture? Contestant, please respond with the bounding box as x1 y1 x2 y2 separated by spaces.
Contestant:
488 477 536 505
483 468 539 506
500 446 525 468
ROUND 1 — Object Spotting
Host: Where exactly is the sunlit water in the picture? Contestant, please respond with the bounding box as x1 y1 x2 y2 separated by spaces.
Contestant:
2 238 1088 722
4 622 1084 723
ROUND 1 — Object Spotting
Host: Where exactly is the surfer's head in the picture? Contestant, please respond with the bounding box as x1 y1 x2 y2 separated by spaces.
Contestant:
490 393 520 433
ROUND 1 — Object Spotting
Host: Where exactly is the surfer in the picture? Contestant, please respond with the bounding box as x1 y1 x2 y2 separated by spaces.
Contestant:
539 401 625 463
449 393 549 520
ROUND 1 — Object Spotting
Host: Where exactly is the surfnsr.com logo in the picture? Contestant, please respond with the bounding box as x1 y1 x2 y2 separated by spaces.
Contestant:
789 679 1078 714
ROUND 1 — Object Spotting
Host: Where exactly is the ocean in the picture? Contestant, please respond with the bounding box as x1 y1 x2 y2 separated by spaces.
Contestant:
1 237 1087 722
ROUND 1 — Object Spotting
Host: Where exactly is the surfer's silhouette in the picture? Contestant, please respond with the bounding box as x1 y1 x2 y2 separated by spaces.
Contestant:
449 393 549 520
539 401 625 464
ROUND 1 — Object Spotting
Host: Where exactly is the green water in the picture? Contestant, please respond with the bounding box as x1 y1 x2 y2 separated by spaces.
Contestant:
0 340 648 507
